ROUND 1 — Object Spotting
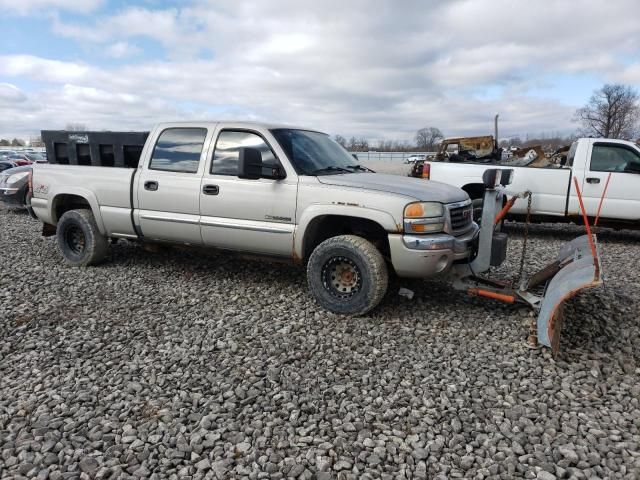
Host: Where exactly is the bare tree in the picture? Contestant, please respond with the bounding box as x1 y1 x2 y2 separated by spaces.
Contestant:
11 138 25 146
575 84 640 139
415 127 444 150
334 135 347 148
65 123 88 131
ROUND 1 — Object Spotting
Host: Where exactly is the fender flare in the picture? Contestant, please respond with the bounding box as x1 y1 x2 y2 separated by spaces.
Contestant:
294 204 400 259
50 187 106 235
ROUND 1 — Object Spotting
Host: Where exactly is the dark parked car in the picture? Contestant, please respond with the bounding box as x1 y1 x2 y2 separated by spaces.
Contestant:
0 160 19 172
0 165 31 208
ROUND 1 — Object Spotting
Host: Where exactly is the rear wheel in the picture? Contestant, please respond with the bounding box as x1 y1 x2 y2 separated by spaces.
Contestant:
307 235 388 316
56 209 109 266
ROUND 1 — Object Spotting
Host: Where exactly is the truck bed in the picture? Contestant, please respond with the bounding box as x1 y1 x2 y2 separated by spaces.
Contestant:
31 164 137 238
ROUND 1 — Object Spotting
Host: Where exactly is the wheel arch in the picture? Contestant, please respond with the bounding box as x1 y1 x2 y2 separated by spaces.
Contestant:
51 189 106 234
461 183 485 200
296 207 396 262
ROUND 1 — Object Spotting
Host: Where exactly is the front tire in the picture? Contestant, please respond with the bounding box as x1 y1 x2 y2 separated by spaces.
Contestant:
56 209 109 266
307 235 388 316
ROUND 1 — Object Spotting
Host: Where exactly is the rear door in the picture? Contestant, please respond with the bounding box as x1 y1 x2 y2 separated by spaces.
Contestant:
136 126 211 244
579 141 640 220
199 128 298 256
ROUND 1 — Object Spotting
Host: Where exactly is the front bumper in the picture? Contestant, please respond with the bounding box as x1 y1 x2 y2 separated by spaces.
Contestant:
388 223 479 278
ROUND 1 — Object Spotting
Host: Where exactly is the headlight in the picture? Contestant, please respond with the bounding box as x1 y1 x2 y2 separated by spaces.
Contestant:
6 172 29 185
404 202 444 234
404 202 443 218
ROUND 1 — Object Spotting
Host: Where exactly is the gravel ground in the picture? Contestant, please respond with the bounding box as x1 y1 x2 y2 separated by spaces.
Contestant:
1 207 639 480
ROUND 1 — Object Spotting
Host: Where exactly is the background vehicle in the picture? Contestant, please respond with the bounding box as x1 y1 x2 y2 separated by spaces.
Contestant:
6 153 33 166
25 152 47 163
0 151 18 161
0 165 32 208
414 138 640 229
405 154 426 164
0 160 19 172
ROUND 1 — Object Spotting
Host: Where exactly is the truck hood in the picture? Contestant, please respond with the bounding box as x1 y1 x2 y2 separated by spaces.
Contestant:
316 173 468 203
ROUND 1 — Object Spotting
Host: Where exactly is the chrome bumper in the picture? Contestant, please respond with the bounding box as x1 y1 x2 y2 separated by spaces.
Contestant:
388 223 479 278
402 222 479 253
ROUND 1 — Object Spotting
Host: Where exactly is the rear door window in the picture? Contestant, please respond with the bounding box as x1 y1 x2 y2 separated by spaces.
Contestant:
149 128 207 173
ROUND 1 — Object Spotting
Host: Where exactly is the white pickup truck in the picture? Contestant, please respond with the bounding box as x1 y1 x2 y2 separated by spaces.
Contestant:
414 138 640 228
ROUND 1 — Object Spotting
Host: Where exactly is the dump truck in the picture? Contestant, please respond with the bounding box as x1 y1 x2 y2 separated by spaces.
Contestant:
30 122 604 354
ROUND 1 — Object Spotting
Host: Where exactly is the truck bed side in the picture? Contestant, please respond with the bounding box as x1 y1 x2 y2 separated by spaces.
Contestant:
427 161 572 216
31 164 137 238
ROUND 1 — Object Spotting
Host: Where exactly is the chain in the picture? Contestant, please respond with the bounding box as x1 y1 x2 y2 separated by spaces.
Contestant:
514 191 532 287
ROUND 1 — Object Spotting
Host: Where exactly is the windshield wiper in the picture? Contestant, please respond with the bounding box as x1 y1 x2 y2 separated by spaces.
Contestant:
345 164 375 173
310 166 352 175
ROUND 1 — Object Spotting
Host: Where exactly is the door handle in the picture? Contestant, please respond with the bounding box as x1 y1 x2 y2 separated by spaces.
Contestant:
586 177 600 184
202 184 219 195
144 181 159 191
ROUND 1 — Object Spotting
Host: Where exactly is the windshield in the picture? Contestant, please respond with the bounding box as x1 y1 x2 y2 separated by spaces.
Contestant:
271 128 362 175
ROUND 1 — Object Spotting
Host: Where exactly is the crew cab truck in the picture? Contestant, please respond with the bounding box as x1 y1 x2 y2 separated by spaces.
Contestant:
30 122 602 354
414 138 640 229
32 122 481 316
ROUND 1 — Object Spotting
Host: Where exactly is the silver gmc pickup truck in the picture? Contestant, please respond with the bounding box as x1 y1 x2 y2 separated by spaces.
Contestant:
31 121 480 315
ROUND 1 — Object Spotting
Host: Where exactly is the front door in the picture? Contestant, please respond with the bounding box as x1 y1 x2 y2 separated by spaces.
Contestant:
199 129 298 256
136 127 209 244
580 141 640 221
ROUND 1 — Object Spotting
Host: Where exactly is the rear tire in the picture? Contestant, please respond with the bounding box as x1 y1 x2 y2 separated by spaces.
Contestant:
307 235 388 316
56 209 109 266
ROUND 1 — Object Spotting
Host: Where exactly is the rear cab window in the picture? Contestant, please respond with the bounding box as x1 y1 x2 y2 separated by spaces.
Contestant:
149 128 207 173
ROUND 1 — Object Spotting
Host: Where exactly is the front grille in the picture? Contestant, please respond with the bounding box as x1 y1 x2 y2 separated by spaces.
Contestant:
448 202 473 234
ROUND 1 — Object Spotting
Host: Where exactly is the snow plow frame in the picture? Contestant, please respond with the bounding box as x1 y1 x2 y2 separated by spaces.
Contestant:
451 169 603 356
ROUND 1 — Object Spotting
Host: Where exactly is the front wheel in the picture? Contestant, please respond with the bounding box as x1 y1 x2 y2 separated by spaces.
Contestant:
307 235 388 316
56 209 109 266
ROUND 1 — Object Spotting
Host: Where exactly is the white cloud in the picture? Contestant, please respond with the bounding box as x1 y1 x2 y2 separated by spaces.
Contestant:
1 0 640 140
105 42 141 59
0 83 27 104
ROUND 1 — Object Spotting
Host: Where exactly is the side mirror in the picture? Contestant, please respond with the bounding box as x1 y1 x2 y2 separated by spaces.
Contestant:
352 153 359 161
238 147 263 180
624 161 640 174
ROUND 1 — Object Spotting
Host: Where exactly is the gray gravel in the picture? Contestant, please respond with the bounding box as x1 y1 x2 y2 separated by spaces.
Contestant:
1 207 639 479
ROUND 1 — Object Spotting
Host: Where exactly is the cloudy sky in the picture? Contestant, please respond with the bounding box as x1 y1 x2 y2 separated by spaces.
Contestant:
1 0 639 142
